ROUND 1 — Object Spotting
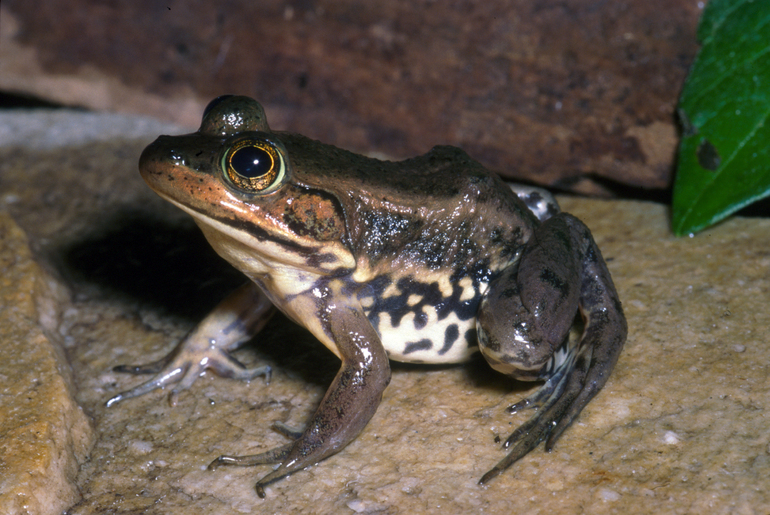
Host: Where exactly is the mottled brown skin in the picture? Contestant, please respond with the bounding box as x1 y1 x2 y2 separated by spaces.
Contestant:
110 95 627 496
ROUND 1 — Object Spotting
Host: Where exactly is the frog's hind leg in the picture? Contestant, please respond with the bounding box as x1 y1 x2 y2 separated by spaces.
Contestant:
537 217 626 447
476 213 626 484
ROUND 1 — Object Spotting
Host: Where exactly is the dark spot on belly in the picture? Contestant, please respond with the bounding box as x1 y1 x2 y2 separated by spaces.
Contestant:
464 327 478 347
414 311 428 329
438 324 459 355
404 339 433 354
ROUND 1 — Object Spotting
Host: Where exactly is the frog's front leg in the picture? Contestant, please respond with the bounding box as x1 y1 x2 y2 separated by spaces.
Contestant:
107 282 274 406
476 213 626 483
209 292 391 497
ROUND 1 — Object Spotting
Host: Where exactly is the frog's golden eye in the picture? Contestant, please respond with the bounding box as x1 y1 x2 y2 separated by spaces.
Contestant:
223 139 286 194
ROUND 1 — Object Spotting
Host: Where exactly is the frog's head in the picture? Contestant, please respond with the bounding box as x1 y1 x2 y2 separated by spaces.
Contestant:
139 95 355 275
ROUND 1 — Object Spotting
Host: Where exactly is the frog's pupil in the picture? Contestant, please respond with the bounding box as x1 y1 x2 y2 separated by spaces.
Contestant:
231 146 272 178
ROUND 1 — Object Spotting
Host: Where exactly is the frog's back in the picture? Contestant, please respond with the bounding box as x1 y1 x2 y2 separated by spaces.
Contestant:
279 134 537 266
279 134 538 364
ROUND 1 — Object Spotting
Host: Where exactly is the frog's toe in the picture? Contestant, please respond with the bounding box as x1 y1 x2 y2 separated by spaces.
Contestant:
502 349 582 451
108 347 270 407
208 442 292 472
171 354 271 400
200 348 272 384
272 420 305 439
479 342 588 484
206 443 294 498
106 365 187 407
505 341 574 415
255 466 292 498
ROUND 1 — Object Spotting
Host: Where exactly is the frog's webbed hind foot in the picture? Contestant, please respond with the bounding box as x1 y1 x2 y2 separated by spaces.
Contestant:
480 322 614 485
504 338 575 416
477 214 626 485
107 283 274 407
479 339 584 484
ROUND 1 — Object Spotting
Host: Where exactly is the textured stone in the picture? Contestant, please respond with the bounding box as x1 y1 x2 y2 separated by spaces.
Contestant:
1 109 768 513
0 0 701 192
0 212 92 515
63 199 770 514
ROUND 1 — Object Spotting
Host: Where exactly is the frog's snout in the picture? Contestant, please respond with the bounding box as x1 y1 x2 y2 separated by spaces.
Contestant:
138 136 167 176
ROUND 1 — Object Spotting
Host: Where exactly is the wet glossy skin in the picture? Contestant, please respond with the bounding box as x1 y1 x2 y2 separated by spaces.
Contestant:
111 95 627 496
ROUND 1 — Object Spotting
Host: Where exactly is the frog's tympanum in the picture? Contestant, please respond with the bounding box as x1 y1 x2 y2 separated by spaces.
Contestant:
111 95 627 497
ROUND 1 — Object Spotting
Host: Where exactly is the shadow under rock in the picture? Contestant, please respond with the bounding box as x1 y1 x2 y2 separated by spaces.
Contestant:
53 205 339 385
54 206 246 321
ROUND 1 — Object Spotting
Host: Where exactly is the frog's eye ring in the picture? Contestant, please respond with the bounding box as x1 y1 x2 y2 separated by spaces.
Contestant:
223 139 286 194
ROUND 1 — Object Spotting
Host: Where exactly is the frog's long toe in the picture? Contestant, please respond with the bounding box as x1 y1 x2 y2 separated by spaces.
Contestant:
108 346 270 407
207 443 294 498
106 367 185 407
478 344 584 484
208 442 292 472
505 338 575 415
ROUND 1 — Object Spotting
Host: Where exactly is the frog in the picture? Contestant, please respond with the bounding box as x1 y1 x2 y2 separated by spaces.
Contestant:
109 95 627 497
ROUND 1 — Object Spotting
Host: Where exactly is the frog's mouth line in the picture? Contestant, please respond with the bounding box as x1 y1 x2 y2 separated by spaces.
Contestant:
152 190 354 275
154 191 315 255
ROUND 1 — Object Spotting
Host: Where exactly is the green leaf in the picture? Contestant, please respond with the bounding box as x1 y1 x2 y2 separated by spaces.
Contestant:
672 0 770 236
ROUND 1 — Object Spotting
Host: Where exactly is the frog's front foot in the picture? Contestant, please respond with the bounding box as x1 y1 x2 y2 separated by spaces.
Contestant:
207 297 392 497
207 360 391 498
107 283 274 406
476 213 627 484
107 342 271 407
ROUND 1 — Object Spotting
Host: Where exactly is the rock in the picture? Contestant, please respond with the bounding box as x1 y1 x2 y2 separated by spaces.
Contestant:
0 212 92 515
0 0 701 191
1 108 768 513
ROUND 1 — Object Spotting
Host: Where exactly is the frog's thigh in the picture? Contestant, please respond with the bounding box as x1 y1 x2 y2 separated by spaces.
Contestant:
477 215 581 379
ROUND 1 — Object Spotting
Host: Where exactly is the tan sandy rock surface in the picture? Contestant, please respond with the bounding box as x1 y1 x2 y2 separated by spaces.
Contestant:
0 109 768 514
0 212 91 514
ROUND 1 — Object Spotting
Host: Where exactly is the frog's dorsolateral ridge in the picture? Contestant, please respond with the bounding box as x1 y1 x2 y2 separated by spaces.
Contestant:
110 95 627 497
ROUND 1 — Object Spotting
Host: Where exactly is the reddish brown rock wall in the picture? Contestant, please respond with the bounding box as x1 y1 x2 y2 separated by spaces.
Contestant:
1 1 701 192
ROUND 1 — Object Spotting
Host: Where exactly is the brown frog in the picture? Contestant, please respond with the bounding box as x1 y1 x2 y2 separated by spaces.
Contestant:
110 95 627 496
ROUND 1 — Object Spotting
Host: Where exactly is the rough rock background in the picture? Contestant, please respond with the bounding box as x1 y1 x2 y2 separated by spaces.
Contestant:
0 0 701 195
0 212 91 515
